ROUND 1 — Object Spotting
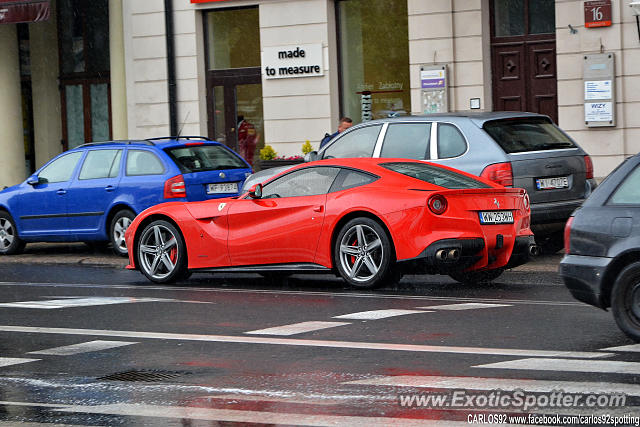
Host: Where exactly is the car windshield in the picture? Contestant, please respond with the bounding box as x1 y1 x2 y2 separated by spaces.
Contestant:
165 145 247 173
483 118 576 153
381 162 489 189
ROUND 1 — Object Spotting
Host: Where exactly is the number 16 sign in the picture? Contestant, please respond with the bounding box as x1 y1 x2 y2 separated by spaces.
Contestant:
584 0 612 28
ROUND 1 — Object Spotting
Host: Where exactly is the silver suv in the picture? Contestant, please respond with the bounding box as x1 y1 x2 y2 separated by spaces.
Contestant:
246 112 596 253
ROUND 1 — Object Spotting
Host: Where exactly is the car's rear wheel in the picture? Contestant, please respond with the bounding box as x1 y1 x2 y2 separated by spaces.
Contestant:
449 268 504 285
0 211 25 255
611 262 640 342
334 217 397 289
137 220 188 284
110 209 136 257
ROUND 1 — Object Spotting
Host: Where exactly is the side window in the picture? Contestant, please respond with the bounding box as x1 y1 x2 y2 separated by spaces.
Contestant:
262 167 340 198
380 123 431 160
331 169 378 192
79 149 122 180
321 125 381 159
126 150 165 176
609 166 640 205
38 151 83 183
437 123 467 159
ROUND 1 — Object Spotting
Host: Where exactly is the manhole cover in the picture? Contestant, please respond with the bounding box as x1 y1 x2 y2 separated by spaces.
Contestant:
97 370 183 382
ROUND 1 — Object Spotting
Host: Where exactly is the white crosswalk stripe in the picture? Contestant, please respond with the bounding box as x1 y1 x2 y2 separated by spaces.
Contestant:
0 357 39 368
27 340 138 356
602 344 640 352
244 321 351 336
0 297 178 309
475 358 640 375
416 303 512 310
333 309 430 320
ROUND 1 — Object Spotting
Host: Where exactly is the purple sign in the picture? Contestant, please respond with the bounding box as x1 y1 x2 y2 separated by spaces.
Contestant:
422 78 445 89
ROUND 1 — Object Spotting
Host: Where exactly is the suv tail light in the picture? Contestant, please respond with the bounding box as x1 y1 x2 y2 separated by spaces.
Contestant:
584 155 594 179
480 162 513 187
428 194 448 215
164 175 186 199
564 216 574 254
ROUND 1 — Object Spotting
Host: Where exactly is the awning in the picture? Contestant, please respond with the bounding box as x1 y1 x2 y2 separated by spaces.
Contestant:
0 0 50 25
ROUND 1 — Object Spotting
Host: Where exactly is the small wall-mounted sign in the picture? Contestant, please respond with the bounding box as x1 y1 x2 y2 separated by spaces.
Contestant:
584 0 612 28
262 44 323 79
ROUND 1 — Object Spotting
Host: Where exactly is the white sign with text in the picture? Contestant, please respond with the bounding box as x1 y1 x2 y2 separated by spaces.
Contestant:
262 44 323 79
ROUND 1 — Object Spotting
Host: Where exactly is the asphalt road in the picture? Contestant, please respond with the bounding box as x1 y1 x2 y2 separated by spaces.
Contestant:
0 245 638 426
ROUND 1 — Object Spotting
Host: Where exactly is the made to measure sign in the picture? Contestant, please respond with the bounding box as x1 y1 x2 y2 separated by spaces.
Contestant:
262 44 323 79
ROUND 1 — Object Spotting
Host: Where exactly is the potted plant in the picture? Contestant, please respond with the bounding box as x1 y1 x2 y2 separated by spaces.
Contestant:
257 142 311 170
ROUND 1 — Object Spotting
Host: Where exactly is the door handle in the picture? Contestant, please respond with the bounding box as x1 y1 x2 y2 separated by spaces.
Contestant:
313 205 323 212
105 185 115 192
56 189 67 195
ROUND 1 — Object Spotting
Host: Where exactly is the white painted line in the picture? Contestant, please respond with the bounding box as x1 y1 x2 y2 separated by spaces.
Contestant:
205 394 342 405
0 357 39 368
0 325 611 358
245 321 350 336
0 297 178 309
475 358 640 375
27 340 137 356
417 303 511 311
602 343 640 352
333 309 430 320
344 375 640 396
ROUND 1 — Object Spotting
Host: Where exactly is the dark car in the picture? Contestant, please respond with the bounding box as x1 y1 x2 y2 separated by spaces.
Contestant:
245 112 596 253
0 137 251 257
560 153 640 342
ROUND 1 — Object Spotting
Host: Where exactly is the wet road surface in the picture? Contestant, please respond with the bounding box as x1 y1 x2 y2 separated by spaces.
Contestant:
0 250 638 426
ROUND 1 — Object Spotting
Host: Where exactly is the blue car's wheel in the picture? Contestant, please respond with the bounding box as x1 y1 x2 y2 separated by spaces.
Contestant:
110 209 136 257
0 211 25 255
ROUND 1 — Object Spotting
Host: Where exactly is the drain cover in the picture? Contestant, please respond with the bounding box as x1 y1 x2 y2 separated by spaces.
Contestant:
98 369 183 382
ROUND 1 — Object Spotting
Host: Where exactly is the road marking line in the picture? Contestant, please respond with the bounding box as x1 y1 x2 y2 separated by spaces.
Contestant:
475 358 640 374
416 303 511 310
0 325 611 358
245 321 350 336
0 357 39 368
202 394 342 405
602 344 640 352
344 375 640 396
27 340 138 356
333 309 430 320
0 297 179 309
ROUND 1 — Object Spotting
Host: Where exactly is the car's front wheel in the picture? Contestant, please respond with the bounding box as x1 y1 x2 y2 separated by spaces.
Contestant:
137 220 188 284
0 211 25 255
334 217 397 289
611 262 640 342
110 209 136 257
449 268 504 285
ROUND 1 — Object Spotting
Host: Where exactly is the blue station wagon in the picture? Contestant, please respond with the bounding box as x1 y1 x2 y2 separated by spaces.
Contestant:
0 137 251 256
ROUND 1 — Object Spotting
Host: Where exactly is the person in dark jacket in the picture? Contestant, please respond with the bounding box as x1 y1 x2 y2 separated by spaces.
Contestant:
320 117 353 149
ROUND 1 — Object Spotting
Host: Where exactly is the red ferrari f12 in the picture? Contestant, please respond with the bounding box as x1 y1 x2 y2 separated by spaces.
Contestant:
125 158 536 288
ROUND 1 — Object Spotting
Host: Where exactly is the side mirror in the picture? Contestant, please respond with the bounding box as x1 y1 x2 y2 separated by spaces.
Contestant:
26 175 40 186
304 151 318 162
248 183 263 199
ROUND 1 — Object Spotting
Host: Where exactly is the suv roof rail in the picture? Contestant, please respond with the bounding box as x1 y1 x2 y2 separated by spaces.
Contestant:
76 140 154 148
146 136 212 142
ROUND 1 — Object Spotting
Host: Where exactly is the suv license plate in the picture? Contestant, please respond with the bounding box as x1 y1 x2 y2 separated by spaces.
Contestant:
479 211 514 224
536 176 569 190
207 182 238 194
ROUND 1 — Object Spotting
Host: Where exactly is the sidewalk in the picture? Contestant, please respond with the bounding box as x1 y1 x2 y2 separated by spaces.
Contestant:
0 242 562 273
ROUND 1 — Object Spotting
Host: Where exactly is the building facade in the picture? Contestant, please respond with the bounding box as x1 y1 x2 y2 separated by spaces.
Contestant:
0 0 638 188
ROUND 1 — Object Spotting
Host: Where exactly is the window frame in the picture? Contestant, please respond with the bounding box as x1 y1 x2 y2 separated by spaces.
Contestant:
37 151 84 184
260 166 342 199
78 148 123 181
434 121 469 160
125 149 167 177
320 124 384 160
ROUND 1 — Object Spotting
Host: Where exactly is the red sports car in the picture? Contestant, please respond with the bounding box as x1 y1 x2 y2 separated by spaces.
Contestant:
125 158 535 288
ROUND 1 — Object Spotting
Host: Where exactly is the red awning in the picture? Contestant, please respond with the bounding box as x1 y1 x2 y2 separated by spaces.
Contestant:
0 0 50 25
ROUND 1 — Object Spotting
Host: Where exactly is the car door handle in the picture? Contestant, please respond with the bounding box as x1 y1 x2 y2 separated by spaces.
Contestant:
105 185 115 192
56 189 66 195
313 205 323 212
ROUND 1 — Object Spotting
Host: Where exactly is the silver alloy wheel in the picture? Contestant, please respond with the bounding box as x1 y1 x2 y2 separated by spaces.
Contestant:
113 216 132 253
138 223 179 280
0 218 15 251
339 223 384 283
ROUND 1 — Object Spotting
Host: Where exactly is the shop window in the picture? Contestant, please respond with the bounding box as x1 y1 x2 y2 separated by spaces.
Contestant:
493 0 555 37
337 0 410 124
206 7 260 70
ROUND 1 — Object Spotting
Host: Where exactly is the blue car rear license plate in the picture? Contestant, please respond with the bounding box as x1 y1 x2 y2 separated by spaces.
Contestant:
479 210 514 224
207 182 238 194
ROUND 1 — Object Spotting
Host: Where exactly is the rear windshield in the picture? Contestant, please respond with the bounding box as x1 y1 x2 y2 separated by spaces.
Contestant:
483 118 576 153
165 145 248 173
381 162 489 189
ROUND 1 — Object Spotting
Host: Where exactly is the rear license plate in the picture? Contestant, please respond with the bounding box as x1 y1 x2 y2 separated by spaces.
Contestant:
536 176 569 190
479 210 514 224
207 182 238 194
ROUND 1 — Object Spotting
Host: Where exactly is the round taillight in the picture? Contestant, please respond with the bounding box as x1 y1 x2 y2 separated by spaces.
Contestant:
523 192 530 211
428 195 448 215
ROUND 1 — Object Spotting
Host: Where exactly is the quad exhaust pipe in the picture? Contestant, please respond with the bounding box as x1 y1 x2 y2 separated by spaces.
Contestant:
528 244 540 257
435 248 461 262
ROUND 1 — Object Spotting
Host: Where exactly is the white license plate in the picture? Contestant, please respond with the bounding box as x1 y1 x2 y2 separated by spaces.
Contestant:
536 176 569 190
479 210 514 224
207 182 238 194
